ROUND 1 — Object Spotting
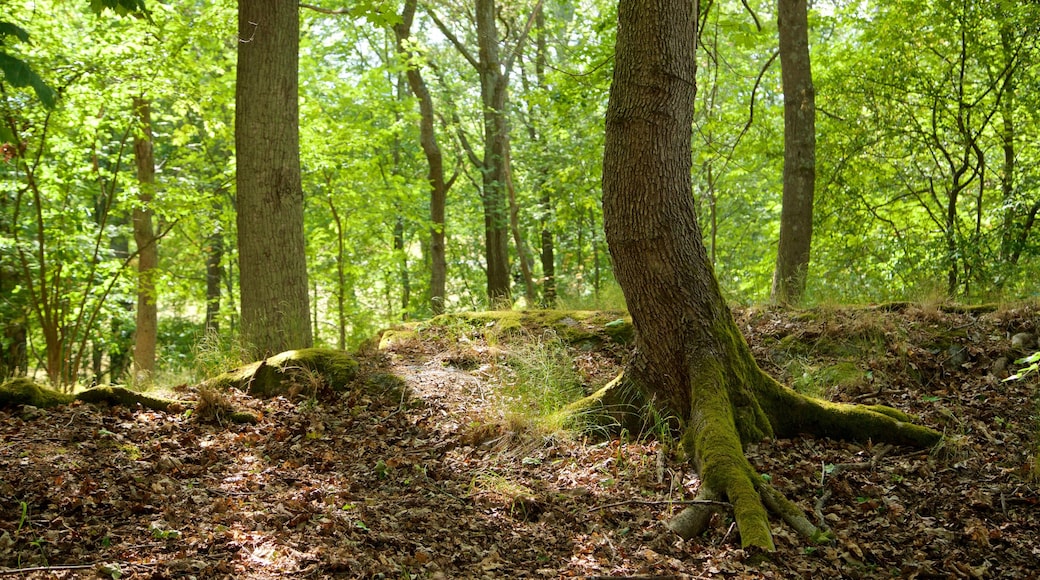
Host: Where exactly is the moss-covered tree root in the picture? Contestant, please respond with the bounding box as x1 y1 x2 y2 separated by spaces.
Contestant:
683 360 939 551
563 361 941 551
0 377 183 413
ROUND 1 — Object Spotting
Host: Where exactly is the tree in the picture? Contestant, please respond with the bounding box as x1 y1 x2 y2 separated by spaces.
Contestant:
393 0 453 315
428 0 541 305
131 97 157 380
236 0 312 355
770 0 815 305
601 0 940 550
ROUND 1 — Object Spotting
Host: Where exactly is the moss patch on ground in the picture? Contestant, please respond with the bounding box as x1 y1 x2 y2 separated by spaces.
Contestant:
406 309 634 348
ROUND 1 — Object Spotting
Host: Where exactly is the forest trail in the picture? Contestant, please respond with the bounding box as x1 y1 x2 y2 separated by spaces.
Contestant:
1 305 1039 578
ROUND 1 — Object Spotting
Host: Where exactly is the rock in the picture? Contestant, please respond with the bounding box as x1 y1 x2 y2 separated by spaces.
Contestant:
943 345 968 370
1010 332 1036 351
989 356 1009 379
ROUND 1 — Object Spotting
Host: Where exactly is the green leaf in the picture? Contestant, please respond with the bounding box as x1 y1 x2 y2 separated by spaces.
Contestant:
0 22 31 44
0 52 57 108
90 0 149 16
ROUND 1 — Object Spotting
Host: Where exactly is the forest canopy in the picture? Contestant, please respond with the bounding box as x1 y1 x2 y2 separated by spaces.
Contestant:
1 0 1038 385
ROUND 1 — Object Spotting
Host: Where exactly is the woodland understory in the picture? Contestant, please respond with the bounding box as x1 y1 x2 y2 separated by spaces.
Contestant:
1 304 1039 579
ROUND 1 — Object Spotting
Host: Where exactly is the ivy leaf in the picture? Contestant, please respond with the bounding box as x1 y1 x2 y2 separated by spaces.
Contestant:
0 52 57 108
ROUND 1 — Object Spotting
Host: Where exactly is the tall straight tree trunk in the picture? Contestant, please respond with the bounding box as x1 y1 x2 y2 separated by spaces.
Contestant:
394 0 449 315
601 0 939 551
235 0 312 356
505 144 537 304
393 215 411 319
132 98 158 380
204 217 223 334
770 0 816 306
530 5 556 307
476 0 513 305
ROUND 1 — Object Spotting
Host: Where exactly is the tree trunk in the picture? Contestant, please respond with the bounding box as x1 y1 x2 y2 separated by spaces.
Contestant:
0 198 27 379
235 0 312 356
770 0 816 306
132 98 158 380
529 5 556 308
476 0 513 305
394 0 449 315
602 0 939 551
204 216 223 335
393 215 410 320
505 144 537 305
326 195 347 351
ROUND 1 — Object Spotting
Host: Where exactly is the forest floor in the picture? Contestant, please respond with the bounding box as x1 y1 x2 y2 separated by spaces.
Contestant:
1 304 1039 579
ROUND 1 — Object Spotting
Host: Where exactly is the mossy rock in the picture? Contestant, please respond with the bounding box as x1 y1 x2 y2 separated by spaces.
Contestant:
210 348 360 398
378 328 419 350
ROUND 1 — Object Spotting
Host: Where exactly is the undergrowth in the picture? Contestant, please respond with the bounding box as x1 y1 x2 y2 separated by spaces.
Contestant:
494 332 586 437
190 331 252 383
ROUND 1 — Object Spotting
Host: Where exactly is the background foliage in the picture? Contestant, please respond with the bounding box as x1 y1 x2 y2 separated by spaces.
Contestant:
2 0 1038 384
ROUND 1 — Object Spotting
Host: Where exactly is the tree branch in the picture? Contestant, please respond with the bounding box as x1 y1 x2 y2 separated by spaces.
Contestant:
423 4 480 70
299 3 350 14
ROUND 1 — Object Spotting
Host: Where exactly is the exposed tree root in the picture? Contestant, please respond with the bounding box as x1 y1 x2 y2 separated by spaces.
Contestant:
0 377 183 413
568 358 941 551
666 486 723 540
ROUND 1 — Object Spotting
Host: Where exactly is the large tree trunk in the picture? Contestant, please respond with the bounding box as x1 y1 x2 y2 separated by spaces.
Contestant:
393 0 450 315
602 0 939 551
235 0 312 356
770 0 816 306
132 97 158 380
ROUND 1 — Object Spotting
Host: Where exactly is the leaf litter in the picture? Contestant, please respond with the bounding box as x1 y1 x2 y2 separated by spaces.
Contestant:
1 305 1038 578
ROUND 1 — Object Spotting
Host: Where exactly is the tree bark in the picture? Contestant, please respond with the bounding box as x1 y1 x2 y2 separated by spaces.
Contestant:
393 0 449 315
393 215 410 319
235 0 312 356
326 194 347 350
132 97 158 380
770 0 816 306
204 214 223 335
602 0 939 551
475 0 513 305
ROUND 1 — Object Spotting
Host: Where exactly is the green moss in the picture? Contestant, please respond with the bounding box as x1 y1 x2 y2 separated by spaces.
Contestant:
421 309 635 346
790 361 865 397
0 378 75 408
682 357 774 551
760 384 941 447
378 329 419 350
555 371 646 435
0 379 184 413
602 318 635 344
75 386 181 412
212 348 360 398
228 411 260 424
